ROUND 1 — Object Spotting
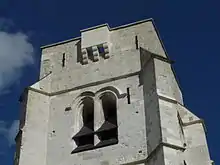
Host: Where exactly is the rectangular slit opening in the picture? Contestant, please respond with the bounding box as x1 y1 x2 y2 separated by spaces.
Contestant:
62 53 66 67
135 35 138 50
127 87 131 104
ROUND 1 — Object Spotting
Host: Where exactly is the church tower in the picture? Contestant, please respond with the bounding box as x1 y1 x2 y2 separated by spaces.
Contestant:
15 19 213 165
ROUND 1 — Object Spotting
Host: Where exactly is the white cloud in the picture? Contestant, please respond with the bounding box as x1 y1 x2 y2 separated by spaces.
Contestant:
0 18 34 92
0 120 19 146
7 120 19 146
0 120 19 157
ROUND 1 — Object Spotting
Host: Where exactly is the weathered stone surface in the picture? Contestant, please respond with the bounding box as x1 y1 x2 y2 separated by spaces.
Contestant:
17 19 213 165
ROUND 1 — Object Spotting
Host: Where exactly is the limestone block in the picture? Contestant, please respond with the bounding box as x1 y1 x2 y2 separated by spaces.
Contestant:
92 46 99 61
81 48 89 64
103 43 110 59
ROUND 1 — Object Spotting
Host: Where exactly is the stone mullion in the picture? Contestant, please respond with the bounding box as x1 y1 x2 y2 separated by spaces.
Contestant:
94 97 104 145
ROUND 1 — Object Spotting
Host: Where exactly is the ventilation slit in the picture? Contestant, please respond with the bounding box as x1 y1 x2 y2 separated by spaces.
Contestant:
62 53 66 67
127 87 131 104
135 35 139 50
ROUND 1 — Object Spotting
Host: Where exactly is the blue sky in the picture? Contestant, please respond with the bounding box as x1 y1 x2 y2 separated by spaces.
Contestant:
0 0 219 164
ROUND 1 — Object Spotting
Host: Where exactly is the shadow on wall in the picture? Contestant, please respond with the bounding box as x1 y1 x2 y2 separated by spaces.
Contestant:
138 47 152 87
75 40 94 64
75 40 109 65
76 40 82 64
14 88 29 165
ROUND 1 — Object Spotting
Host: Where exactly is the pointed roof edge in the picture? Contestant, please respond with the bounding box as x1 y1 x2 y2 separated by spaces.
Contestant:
177 103 200 121
176 103 208 133
29 71 52 90
150 19 183 96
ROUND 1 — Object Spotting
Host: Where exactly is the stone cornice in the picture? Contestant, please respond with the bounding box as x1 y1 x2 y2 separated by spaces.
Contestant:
28 71 140 96
29 48 176 99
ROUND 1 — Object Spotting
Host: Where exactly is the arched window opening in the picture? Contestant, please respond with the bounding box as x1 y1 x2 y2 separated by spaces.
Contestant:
72 97 94 153
82 98 94 130
96 92 118 147
102 92 117 125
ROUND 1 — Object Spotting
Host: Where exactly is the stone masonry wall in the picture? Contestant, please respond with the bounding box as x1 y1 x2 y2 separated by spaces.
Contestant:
17 19 213 165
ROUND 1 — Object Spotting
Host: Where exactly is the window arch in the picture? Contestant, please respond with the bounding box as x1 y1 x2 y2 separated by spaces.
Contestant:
71 88 123 154
96 92 118 147
72 97 94 153
95 86 126 99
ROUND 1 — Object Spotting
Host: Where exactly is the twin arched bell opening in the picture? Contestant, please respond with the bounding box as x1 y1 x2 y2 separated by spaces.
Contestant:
72 92 118 153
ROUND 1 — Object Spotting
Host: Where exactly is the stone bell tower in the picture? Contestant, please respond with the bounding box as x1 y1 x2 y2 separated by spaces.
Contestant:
15 19 213 165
